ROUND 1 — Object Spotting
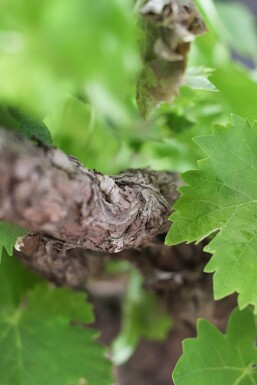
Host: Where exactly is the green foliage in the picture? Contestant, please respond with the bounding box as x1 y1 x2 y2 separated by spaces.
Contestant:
0 221 27 261
112 269 172 365
0 253 113 385
44 94 121 173
166 115 257 309
196 0 257 62
0 251 41 306
1 0 257 383
0 0 139 119
173 307 257 385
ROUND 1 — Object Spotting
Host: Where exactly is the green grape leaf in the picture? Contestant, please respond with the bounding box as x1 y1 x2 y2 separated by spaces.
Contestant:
0 281 113 385
0 221 27 261
0 251 41 307
112 269 172 365
173 307 257 385
166 115 257 309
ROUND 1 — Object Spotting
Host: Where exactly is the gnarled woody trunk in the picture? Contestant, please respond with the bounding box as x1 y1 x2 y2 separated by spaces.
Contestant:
0 128 181 253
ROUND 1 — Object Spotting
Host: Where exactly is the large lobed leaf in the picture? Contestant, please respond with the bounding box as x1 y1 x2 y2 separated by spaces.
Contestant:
0 253 113 385
166 115 257 309
173 307 257 385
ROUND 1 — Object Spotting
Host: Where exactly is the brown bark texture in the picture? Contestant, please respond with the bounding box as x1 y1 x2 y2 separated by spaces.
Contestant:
0 128 180 253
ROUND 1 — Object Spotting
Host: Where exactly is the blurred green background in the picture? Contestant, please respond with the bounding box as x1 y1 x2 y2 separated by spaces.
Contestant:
0 0 256 176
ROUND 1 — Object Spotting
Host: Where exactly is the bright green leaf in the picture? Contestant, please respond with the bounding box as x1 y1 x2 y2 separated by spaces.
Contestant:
0 221 27 261
173 307 257 385
166 115 257 309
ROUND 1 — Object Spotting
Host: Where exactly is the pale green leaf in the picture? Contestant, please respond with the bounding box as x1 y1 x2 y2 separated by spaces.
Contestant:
185 68 218 92
166 115 257 309
173 307 257 385
185 75 217 92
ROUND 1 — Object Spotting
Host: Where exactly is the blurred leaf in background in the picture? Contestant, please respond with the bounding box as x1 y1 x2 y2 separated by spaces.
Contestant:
0 0 140 121
112 268 172 365
131 0 257 174
1 0 257 177
44 94 121 174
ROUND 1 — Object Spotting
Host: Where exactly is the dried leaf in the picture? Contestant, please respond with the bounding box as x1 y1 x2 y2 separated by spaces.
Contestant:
137 0 206 118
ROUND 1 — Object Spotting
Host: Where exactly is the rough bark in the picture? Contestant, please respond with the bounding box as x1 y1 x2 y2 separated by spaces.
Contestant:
0 128 180 253
14 233 106 289
13 233 206 291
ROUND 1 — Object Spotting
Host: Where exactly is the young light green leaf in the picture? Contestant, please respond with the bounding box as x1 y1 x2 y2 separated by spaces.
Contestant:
173 307 257 385
185 75 217 92
0 282 113 385
185 68 218 92
0 221 27 261
166 115 257 309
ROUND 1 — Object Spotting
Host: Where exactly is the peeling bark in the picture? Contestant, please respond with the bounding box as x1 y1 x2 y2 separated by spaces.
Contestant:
0 128 180 253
